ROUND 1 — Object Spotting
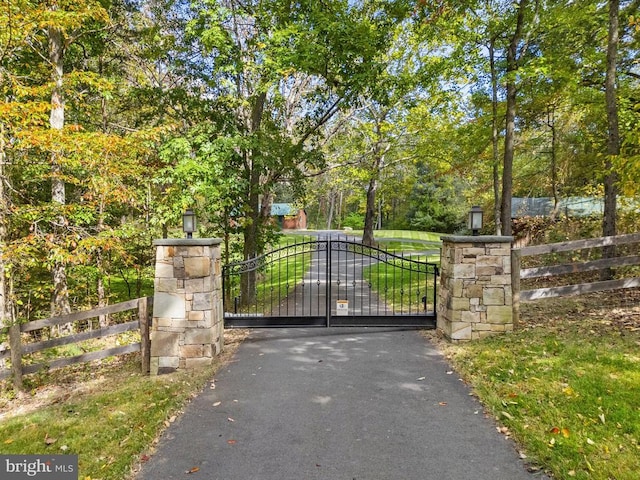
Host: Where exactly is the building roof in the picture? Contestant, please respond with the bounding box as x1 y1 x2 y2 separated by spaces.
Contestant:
270 203 297 216
511 197 605 218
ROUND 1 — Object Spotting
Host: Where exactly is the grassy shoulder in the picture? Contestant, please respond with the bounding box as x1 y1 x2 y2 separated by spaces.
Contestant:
430 294 640 480
0 330 248 480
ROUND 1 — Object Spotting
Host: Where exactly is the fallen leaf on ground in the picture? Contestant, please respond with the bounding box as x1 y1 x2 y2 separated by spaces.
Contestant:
186 466 200 474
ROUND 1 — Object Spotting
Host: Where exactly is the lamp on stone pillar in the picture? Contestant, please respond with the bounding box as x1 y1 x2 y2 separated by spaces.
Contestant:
467 205 483 236
182 209 196 239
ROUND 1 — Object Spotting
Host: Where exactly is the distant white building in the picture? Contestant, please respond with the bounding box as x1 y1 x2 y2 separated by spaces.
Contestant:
511 197 605 218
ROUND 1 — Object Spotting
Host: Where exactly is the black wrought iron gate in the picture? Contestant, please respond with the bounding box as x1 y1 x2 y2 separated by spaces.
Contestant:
223 238 438 328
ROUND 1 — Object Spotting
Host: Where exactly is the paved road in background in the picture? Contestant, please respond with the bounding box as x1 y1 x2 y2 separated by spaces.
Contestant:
136 328 548 480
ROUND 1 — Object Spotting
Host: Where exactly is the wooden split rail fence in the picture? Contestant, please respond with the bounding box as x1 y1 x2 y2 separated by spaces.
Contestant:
0 297 152 389
512 233 640 325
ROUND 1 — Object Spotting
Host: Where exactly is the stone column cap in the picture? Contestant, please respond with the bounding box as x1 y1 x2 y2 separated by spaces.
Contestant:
153 238 223 247
440 235 514 244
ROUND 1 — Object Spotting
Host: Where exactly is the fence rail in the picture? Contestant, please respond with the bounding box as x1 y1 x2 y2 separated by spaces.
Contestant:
0 297 152 389
512 233 640 325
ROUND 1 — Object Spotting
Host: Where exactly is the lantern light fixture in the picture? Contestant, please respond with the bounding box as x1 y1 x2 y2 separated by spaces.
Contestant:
182 209 196 239
467 206 483 236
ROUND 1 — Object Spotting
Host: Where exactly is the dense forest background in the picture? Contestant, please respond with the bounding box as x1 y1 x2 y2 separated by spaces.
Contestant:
1 0 639 323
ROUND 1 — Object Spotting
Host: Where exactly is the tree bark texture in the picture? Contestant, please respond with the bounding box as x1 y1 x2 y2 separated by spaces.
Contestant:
362 176 378 246
0 123 10 331
489 37 502 235
602 0 620 279
49 23 72 320
500 0 527 238
326 191 335 229
549 108 560 219
362 112 389 247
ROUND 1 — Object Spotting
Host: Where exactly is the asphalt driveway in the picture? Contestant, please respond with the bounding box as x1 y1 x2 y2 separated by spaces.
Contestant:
136 328 547 480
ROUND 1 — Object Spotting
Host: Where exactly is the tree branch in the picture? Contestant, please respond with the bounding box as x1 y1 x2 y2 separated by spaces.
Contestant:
622 70 640 81
297 97 343 145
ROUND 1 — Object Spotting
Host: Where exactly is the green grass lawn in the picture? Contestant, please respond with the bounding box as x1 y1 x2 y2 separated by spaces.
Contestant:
432 297 640 480
288 229 442 253
294 228 442 244
224 238 314 314
344 229 442 244
363 255 438 311
0 332 247 480
373 229 443 243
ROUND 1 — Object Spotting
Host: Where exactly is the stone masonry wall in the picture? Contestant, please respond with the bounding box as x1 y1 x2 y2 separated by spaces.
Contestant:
438 236 513 341
150 239 224 375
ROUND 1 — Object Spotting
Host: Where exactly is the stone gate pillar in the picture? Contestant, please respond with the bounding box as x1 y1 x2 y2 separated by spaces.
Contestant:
438 236 514 341
150 238 224 375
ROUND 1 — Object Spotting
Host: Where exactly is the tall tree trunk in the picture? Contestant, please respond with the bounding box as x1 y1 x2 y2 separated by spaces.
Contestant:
548 107 561 219
326 191 335 229
97 73 111 327
602 0 620 280
241 169 260 306
49 23 72 325
0 122 10 332
240 92 267 306
97 200 108 327
362 175 378 246
363 114 388 247
338 190 344 229
500 0 527 237
489 37 502 235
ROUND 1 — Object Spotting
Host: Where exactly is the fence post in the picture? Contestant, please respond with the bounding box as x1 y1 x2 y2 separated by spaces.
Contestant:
511 248 521 329
9 323 23 390
138 297 151 375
